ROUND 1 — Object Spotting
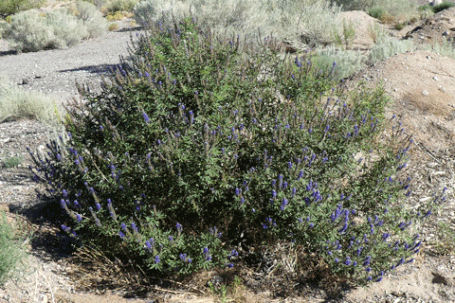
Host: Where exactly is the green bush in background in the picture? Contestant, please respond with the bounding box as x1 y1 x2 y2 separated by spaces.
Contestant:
0 0 45 17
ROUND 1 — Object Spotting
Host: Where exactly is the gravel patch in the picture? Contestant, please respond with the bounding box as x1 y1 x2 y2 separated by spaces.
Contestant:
0 20 143 105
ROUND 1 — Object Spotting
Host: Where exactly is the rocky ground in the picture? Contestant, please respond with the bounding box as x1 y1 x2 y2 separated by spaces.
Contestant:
1 3 455 303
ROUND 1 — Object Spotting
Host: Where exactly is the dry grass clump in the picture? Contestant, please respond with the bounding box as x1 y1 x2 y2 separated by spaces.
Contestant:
0 210 30 287
0 75 64 124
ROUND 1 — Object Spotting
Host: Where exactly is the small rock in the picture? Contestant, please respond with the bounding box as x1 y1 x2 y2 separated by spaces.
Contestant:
430 0 443 6
433 76 438 81
438 86 446 93
422 90 429 96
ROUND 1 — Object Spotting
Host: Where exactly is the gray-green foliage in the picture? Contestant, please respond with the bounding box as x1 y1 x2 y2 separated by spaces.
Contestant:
2 2 106 53
2 155 23 169
76 0 108 38
105 0 139 12
332 0 416 13
134 0 342 47
368 35 415 65
312 46 367 82
424 38 455 60
0 211 28 286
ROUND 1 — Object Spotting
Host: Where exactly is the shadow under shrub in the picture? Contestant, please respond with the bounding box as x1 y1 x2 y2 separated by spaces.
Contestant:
29 17 445 287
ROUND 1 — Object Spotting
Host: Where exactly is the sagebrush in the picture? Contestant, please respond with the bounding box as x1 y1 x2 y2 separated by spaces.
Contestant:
2 1 106 53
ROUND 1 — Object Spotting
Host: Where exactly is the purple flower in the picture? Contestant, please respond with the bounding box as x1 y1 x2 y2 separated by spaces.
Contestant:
121 223 127 231
155 255 160 264
145 240 152 250
142 112 150 123
131 222 137 232
176 222 183 232
119 231 125 239
76 214 82 222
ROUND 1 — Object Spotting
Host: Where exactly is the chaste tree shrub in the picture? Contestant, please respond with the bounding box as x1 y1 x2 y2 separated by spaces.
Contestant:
29 17 445 284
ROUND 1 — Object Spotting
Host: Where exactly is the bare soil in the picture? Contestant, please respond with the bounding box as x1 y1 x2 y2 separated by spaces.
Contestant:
1 3 455 303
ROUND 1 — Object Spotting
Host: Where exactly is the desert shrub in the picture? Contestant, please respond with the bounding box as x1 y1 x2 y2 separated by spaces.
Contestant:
76 0 107 38
368 35 415 65
331 18 356 50
0 0 45 17
367 6 387 20
108 22 119 31
133 0 342 48
0 211 29 286
332 0 416 14
2 9 85 52
105 0 139 13
432 2 455 13
424 38 455 60
2 10 59 52
29 17 444 285
3 5 106 52
82 0 107 10
311 46 367 82
0 76 64 123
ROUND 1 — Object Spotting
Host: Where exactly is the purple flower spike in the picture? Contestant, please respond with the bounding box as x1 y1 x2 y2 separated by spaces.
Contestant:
155 255 160 264
142 112 150 123
176 222 183 232
145 240 152 250
131 222 137 232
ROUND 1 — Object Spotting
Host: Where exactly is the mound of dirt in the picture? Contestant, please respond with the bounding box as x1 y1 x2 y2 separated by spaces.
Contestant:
403 6 455 45
347 50 455 155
